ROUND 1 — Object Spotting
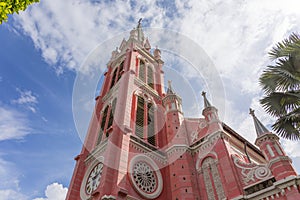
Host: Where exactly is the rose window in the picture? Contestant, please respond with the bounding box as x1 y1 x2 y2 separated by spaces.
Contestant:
133 162 157 193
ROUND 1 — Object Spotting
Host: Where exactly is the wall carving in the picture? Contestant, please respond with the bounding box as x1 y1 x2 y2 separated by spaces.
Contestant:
202 157 226 200
232 154 271 184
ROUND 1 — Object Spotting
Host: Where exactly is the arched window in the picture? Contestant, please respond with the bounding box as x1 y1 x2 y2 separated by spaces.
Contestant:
135 96 144 139
110 60 125 90
147 103 155 145
134 96 156 146
139 61 146 82
107 98 117 129
138 60 154 89
202 157 226 200
117 61 124 81
147 66 154 89
110 68 118 89
96 98 117 145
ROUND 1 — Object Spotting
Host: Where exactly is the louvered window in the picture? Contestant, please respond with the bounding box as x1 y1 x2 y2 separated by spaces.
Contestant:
138 60 154 89
147 103 155 145
110 68 118 89
107 98 117 129
135 96 144 139
97 106 109 144
147 66 154 89
97 98 117 144
134 96 156 146
139 61 146 82
117 61 124 81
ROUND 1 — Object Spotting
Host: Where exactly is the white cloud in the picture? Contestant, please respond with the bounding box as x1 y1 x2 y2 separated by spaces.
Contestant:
0 189 27 200
281 139 300 158
0 156 27 200
33 183 68 200
13 0 170 74
0 158 20 190
0 106 31 141
12 89 38 113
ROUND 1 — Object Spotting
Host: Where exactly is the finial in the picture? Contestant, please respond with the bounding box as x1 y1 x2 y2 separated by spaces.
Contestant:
168 80 172 88
167 80 175 94
202 91 212 108
249 108 269 137
249 108 255 117
137 18 143 28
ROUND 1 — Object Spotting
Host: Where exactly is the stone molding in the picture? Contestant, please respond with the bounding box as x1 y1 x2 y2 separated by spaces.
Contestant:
232 175 300 200
130 137 167 165
101 195 116 200
85 138 108 165
232 154 271 184
255 133 279 146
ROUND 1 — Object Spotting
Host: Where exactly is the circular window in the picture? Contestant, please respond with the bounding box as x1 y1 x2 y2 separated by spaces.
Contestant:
133 161 157 193
129 155 163 199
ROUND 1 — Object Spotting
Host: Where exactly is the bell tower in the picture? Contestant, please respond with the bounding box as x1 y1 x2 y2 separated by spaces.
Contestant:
66 20 169 200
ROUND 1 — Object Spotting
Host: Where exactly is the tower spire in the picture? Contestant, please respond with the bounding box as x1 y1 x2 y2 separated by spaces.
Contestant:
167 80 175 94
137 18 142 28
201 91 212 108
136 18 144 42
249 108 269 137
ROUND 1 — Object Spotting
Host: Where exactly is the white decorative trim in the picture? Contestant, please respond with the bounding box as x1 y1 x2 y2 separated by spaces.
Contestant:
267 144 275 157
129 155 163 199
134 78 160 100
85 139 108 165
130 138 166 164
201 157 226 200
232 155 271 184
102 82 120 103
274 143 283 155
101 195 116 200
191 131 198 143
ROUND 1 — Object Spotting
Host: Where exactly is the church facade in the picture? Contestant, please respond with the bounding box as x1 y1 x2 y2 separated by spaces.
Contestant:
66 22 300 200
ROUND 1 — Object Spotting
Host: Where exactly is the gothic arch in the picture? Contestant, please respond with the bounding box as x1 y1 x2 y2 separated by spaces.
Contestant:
199 156 226 200
132 92 157 146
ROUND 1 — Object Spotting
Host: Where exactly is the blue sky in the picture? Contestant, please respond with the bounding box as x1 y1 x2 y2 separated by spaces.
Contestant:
0 23 79 199
1 0 300 199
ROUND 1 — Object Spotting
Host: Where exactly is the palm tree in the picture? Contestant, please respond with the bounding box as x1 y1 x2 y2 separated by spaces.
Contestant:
259 33 300 140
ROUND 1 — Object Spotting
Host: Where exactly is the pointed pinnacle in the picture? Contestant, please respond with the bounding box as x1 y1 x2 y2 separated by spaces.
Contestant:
249 108 269 137
202 91 212 108
167 80 175 94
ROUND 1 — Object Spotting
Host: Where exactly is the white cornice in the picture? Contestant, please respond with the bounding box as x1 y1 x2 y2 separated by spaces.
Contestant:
85 139 108 165
130 138 167 164
232 175 300 200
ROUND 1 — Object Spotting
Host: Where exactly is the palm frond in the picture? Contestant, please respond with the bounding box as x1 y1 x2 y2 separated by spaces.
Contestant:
259 59 300 94
272 108 300 140
269 33 300 60
260 91 300 117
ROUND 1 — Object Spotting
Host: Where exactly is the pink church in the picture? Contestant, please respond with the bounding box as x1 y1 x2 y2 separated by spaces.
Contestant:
66 21 300 200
